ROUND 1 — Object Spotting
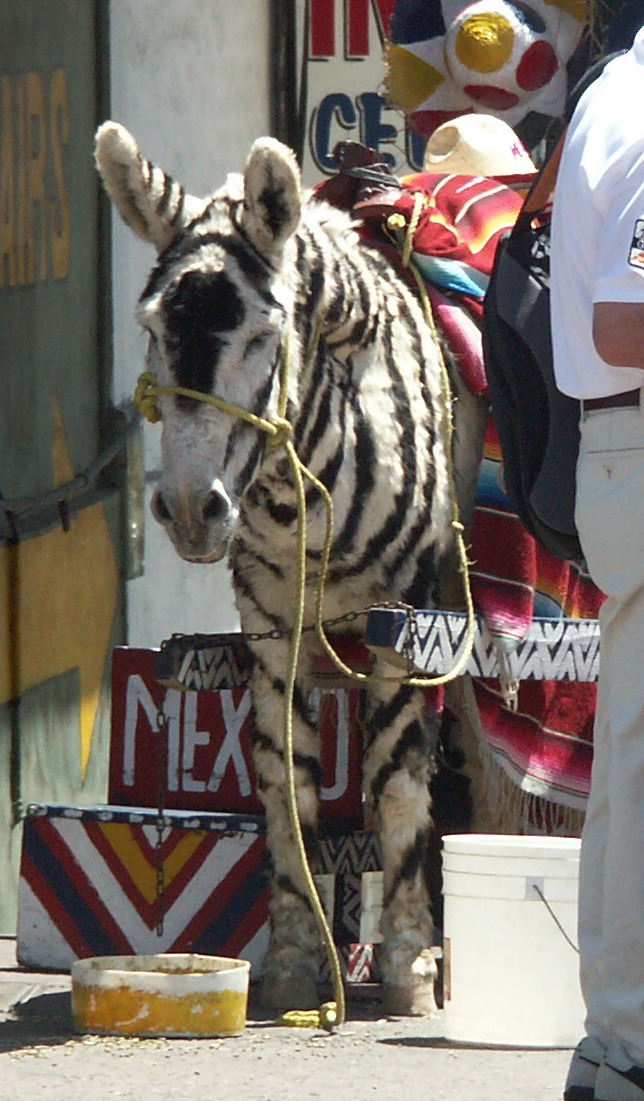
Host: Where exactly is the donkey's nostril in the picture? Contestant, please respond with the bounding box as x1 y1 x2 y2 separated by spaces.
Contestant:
202 491 228 523
152 490 172 523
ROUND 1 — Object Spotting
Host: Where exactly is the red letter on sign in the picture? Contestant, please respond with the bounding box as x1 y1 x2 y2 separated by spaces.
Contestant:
310 0 335 58
346 0 397 58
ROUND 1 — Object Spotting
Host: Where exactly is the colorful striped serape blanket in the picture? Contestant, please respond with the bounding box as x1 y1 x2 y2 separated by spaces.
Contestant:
465 418 603 820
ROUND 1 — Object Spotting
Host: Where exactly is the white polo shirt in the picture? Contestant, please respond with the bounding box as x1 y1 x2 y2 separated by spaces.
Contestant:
551 29 644 399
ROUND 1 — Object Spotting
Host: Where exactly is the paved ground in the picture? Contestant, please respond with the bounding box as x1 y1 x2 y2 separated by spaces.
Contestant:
0 937 571 1100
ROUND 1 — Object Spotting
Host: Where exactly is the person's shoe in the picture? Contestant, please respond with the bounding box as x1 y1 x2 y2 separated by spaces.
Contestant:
595 1062 644 1101
564 1036 605 1101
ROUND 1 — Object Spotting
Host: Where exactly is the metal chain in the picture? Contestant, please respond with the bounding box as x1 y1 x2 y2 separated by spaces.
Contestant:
161 602 425 667
243 608 365 643
155 703 168 937
401 604 422 678
163 603 426 647
158 608 369 650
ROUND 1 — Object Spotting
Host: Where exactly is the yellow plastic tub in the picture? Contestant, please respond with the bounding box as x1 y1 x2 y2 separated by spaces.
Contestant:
71 953 250 1038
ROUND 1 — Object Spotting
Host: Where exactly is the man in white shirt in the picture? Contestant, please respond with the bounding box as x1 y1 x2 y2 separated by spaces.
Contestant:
551 28 644 1101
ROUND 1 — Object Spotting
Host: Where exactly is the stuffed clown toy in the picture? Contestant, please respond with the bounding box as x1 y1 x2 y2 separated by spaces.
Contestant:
385 0 591 148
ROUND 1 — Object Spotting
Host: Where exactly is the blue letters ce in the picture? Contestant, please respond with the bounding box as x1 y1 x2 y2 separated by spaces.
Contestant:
311 92 425 174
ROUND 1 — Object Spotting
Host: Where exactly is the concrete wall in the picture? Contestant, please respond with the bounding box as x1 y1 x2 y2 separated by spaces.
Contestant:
108 1 271 645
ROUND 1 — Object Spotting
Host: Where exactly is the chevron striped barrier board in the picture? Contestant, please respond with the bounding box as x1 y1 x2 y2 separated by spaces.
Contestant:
17 804 270 975
155 632 376 692
154 632 253 692
318 831 383 947
365 609 601 682
17 805 382 983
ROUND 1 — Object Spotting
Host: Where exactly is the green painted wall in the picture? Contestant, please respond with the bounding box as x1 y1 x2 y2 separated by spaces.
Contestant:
0 0 122 933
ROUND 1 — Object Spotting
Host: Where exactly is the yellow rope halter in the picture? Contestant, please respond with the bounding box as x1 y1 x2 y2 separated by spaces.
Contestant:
134 216 477 1026
134 373 293 450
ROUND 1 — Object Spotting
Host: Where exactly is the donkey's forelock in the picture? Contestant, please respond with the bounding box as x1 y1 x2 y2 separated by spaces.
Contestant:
162 269 246 396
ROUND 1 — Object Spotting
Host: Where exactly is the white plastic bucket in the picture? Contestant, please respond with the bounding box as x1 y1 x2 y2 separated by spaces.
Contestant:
442 834 584 1048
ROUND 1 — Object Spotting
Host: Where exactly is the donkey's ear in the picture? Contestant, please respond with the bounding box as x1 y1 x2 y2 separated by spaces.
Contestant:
94 122 202 253
240 138 301 259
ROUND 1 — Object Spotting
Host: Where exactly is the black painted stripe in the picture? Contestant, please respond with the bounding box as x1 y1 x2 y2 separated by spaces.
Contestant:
262 496 298 526
241 546 285 579
293 340 329 452
311 434 345 500
366 684 415 749
275 874 315 911
383 828 429 909
185 197 219 232
333 274 374 348
248 651 317 738
224 364 278 484
169 184 185 227
297 234 325 334
232 433 265 500
385 514 437 599
403 543 440 609
230 563 286 633
298 377 334 467
332 323 423 577
370 717 429 806
330 406 377 557
250 730 322 789
156 172 174 217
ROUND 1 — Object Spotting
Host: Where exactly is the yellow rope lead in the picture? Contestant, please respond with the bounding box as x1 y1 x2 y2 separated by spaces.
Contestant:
277 1003 338 1030
273 431 346 1031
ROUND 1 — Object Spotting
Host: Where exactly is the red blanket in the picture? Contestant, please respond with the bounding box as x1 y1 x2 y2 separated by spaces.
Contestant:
468 419 603 815
316 158 604 813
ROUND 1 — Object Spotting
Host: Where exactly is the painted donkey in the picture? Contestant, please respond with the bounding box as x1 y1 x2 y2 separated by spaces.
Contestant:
95 123 487 1015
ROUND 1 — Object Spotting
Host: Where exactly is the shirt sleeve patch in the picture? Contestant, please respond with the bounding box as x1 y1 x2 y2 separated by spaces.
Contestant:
629 219 644 269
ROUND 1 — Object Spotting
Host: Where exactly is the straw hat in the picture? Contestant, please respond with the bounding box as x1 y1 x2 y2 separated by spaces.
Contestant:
423 114 536 180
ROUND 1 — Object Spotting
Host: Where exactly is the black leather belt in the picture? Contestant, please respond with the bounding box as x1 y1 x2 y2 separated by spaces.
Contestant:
582 388 641 412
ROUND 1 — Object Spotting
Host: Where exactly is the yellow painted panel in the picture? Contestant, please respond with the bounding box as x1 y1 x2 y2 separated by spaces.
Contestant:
0 402 119 773
385 44 445 113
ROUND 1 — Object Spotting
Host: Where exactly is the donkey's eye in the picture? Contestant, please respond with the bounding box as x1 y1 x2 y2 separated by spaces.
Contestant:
245 334 267 357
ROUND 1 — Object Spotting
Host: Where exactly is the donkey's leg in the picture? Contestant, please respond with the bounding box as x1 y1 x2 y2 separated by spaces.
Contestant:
363 674 437 1016
248 641 323 1011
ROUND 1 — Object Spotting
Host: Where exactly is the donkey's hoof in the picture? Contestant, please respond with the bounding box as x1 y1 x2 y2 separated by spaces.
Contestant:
260 974 319 1012
382 980 437 1018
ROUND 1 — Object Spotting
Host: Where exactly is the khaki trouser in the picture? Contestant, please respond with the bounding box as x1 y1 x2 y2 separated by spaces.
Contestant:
575 396 644 1070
